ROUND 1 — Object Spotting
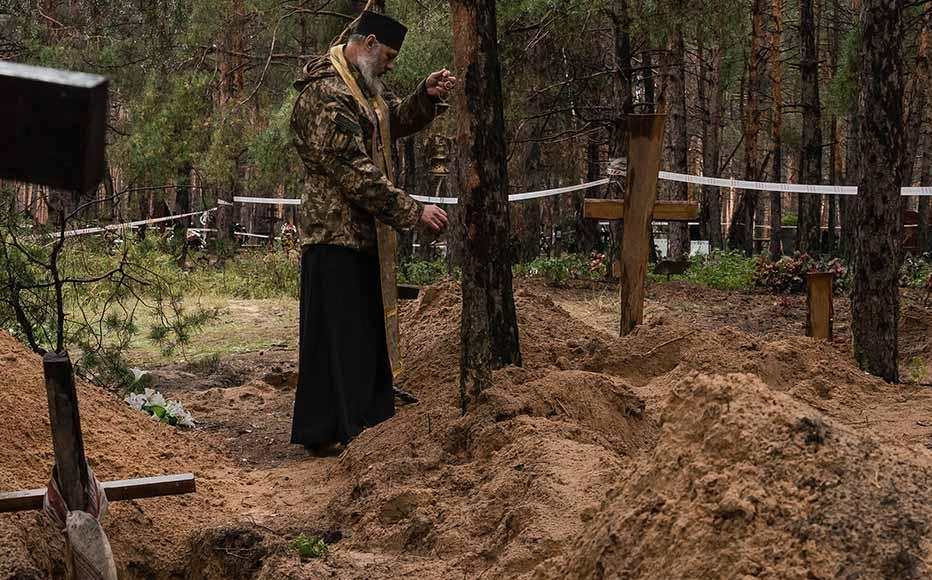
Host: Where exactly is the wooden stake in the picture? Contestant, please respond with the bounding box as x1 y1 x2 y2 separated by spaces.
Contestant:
619 114 667 336
43 351 89 512
807 272 833 340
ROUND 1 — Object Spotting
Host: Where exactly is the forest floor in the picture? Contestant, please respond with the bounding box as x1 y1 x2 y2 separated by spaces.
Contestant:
4 277 932 579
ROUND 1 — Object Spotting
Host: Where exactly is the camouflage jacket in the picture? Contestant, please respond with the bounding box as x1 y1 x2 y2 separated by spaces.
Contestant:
291 51 440 253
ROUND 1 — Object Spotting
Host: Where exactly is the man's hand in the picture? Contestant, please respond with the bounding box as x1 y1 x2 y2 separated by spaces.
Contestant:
426 69 457 100
420 204 448 232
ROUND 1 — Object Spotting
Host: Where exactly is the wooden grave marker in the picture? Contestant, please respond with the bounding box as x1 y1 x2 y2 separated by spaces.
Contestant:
806 272 834 340
0 63 196 578
583 114 699 336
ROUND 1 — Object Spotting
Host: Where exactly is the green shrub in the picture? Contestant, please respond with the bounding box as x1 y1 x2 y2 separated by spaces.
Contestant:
782 213 799 227
682 251 757 291
291 535 328 560
399 257 448 285
191 250 300 299
900 255 932 289
515 253 607 286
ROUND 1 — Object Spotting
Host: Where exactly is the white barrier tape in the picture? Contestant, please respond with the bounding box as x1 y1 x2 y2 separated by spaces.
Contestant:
62 209 217 238
235 232 271 239
233 196 302 206
410 178 611 205
902 186 932 196
411 195 458 204
508 179 610 202
659 171 859 195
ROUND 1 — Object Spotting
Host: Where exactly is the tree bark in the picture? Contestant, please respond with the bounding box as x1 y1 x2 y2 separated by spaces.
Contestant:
398 137 416 261
666 23 690 260
852 0 904 383
519 143 544 262
797 0 823 255
450 0 522 413
577 137 602 254
902 10 930 187
919 122 931 254
698 35 724 251
728 0 764 256
769 0 784 260
607 0 634 270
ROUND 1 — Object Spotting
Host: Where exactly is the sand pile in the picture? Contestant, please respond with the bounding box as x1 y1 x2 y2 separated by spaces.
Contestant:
537 373 932 580
318 282 932 579
4 278 931 579
0 331 238 579
312 283 656 578
579 313 902 427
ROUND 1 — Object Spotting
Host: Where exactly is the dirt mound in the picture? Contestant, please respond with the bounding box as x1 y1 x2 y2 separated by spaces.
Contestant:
6 278 932 579
537 373 932 580
578 313 902 428
0 331 238 578
313 284 656 578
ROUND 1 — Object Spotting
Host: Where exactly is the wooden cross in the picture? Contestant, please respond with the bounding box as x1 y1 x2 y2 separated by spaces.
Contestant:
0 353 196 577
583 114 699 336
0 63 195 578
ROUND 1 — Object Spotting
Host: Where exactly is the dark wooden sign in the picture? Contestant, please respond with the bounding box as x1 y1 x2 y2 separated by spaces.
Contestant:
0 61 108 193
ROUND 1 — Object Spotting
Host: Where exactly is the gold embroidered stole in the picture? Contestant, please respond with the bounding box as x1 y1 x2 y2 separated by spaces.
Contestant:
329 44 403 382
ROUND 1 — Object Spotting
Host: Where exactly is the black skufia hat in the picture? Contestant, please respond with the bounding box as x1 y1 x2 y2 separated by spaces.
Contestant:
354 11 408 51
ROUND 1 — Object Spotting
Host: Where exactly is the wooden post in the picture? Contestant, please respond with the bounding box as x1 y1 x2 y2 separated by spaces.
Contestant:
619 114 667 336
806 272 833 340
43 352 89 512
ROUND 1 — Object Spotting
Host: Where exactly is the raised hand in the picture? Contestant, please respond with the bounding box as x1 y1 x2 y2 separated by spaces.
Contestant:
426 69 457 100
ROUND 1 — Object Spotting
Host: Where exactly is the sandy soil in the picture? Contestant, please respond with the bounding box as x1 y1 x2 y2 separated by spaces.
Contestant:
3 278 932 579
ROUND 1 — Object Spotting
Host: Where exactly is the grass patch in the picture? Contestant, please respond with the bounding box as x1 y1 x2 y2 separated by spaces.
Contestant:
647 251 756 292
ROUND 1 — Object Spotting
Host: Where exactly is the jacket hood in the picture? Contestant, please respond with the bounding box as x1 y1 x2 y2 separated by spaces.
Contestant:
294 54 335 91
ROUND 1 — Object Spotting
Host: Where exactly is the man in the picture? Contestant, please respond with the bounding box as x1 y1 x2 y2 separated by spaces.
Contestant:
289 11 455 454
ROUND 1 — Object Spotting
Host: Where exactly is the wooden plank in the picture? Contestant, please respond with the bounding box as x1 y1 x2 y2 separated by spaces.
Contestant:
0 61 108 193
620 114 667 336
43 352 89 512
584 199 698 221
807 273 833 340
0 473 196 513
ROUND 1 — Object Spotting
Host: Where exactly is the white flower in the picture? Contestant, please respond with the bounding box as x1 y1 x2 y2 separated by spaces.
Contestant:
143 388 168 409
124 392 147 411
165 400 196 428
125 388 196 428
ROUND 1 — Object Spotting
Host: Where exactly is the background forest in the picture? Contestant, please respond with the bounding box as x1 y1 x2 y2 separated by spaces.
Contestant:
4 0 928 264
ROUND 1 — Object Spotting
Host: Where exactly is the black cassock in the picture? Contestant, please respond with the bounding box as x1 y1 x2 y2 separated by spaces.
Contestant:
290 244 394 446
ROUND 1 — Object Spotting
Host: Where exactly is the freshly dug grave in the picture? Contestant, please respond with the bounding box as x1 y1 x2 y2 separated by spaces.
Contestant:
289 282 932 578
537 373 932 580
0 330 246 579
5 277 932 579
312 283 658 579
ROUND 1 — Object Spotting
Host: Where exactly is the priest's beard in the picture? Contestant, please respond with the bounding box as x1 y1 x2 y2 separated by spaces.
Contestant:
357 51 385 96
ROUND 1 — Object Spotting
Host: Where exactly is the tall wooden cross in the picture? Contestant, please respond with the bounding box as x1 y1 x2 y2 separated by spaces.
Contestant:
583 114 699 336
0 62 196 578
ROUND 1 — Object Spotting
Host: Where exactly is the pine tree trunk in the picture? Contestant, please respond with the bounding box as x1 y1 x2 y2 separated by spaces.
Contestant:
608 0 633 270
769 0 784 260
667 24 690 260
577 137 602 254
901 9 930 187
797 0 823 255
520 143 544 263
851 0 904 383
699 39 724 251
919 119 932 254
450 0 522 412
